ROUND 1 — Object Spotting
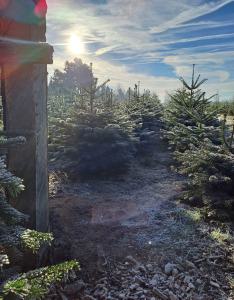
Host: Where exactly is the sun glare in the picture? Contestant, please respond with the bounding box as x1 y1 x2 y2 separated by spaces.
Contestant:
69 34 85 55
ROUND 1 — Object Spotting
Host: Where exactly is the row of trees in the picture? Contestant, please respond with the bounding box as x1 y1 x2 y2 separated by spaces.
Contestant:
1 59 233 298
163 65 234 220
49 59 234 219
48 59 162 178
211 99 234 116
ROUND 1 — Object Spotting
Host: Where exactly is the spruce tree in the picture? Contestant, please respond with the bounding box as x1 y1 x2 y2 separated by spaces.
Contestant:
163 65 219 152
163 65 234 218
50 63 135 177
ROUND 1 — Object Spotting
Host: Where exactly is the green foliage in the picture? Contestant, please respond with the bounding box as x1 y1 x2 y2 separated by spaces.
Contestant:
221 114 234 154
163 65 219 152
210 228 232 244
126 88 162 128
21 230 54 254
49 58 93 96
53 109 135 176
0 196 27 226
163 65 234 217
3 260 80 299
211 99 234 116
48 60 138 177
165 123 220 152
175 139 234 194
0 135 79 300
0 158 24 198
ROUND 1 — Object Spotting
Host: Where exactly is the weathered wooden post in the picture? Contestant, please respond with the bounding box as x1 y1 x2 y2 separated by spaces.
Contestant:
0 0 53 231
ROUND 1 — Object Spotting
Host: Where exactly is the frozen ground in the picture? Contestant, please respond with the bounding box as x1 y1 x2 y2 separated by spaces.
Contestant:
49 145 234 299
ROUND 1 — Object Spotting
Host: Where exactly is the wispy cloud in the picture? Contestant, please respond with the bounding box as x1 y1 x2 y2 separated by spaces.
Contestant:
47 0 234 100
149 0 234 34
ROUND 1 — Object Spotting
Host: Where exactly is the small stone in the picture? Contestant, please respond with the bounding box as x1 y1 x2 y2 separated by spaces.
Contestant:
188 282 195 290
149 279 157 286
146 264 153 271
184 275 192 284
185 260 196 269
210 281 220 288
172 268 179 276
130 284 139 290
164 263 174 275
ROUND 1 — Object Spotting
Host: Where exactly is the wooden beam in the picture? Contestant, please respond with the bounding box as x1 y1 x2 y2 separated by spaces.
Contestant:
0 40 53 64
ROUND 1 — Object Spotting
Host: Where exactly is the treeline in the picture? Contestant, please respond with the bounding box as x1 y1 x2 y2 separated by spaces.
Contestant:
211 98 234 116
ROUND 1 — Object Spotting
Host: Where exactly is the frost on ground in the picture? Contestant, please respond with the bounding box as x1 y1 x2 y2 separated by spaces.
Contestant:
49 146 234 300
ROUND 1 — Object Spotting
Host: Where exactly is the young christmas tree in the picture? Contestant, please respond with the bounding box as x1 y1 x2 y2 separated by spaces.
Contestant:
49 62 135 177
125 83 162 131
163 64 219 152
163 65 234 219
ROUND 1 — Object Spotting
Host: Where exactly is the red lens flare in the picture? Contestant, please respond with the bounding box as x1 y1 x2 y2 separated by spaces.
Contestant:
0 0 9 10
34 0 47 18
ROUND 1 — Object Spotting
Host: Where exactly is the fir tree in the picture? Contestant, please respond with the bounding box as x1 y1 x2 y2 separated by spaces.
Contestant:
163 65 220 152
125 83 162 131
50 63 135 177
163 65 234 218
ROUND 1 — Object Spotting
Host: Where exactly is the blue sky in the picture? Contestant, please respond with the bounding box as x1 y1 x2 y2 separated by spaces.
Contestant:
47 0 234 100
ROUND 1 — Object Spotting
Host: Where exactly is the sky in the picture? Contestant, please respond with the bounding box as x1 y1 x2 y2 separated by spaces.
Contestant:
46 0 234 100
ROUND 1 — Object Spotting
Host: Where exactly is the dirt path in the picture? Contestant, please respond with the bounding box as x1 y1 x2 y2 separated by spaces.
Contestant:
49 147 233 299
49 147 182 262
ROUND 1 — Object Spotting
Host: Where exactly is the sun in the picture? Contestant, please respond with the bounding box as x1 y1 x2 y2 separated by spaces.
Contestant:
68 34 85 55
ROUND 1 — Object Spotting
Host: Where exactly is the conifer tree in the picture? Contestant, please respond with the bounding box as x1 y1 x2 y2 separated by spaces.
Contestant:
163 65 219 151
163 65 234 218
50 63 135 177
125 83 162 131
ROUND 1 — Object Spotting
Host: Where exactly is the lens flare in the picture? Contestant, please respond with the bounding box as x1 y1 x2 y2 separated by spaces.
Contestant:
0 0 9 10
34 0 47 18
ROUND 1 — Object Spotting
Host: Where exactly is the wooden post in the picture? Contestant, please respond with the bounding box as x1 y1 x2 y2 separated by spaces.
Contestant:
2 64 48 231
0 2 53 232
